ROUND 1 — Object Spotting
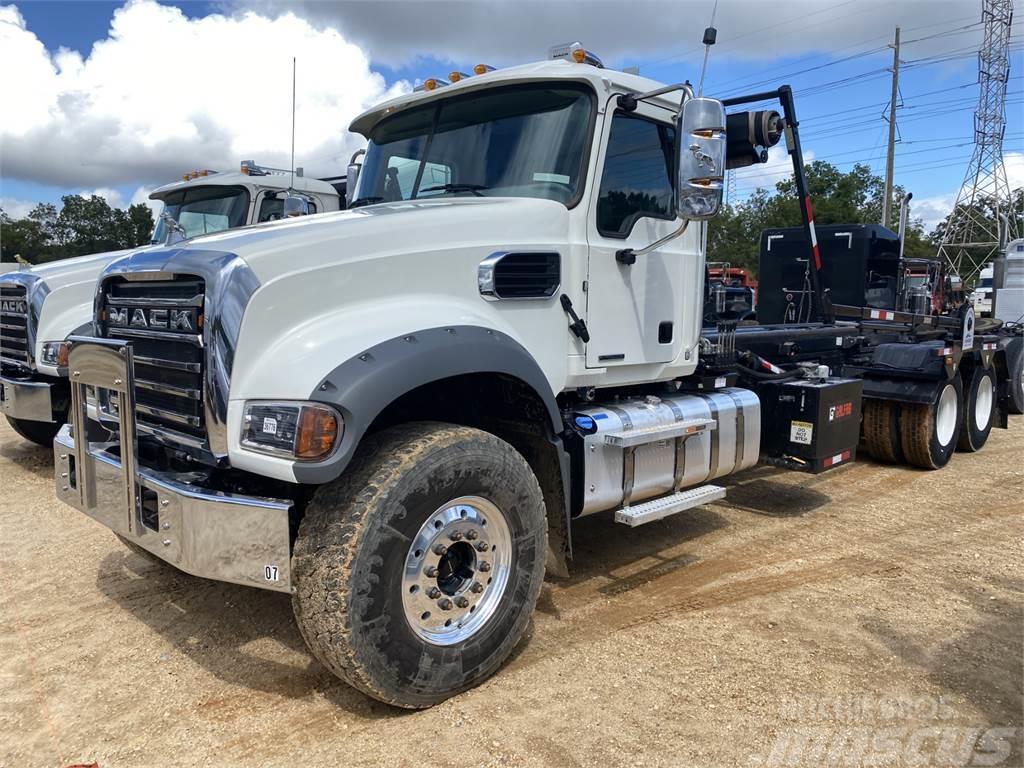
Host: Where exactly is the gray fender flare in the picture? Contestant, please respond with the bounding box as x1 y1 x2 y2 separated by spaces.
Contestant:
294 325 562 484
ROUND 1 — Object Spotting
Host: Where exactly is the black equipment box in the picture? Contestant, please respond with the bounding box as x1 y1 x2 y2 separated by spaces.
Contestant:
758 376 864 472
757 224 902 324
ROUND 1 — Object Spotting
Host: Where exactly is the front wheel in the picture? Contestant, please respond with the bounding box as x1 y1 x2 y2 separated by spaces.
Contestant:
957 366 996 452
4 415 62 447
292 422 547 708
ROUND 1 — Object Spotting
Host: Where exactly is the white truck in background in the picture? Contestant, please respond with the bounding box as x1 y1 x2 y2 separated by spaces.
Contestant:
0 163 343 445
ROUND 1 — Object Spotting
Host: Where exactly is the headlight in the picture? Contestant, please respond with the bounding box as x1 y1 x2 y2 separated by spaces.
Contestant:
41 341 70 367
241 401 342 460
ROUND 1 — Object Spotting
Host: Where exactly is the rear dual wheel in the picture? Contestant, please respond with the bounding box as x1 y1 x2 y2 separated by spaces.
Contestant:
957 366 996 453
291 422 547 709
862 399 903 464
900 377 963 470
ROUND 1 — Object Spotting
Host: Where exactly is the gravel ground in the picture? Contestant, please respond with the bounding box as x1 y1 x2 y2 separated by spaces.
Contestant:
1 417 1021 768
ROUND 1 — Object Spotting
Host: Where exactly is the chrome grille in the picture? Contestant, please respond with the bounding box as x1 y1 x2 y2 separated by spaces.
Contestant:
0 283 30 368
102 278 205 444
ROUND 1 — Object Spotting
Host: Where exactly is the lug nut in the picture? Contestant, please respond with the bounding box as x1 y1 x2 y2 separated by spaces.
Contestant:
433 543 448 556
478 561 491 572
454 596 469 608
438 598 453 611
470 581 484 593
425 566 438 578
427 587 441 599
465 530 478 540
448 530 463 541
475 541 489 552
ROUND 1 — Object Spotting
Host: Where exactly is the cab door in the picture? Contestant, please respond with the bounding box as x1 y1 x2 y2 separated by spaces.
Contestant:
584 98 691 368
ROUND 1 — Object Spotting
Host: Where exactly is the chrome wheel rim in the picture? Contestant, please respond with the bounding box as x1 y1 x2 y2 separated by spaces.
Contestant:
935 383 958 446
401 496 512 646
974 374 994 431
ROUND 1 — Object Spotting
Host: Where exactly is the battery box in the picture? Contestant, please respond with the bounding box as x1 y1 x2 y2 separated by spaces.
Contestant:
757 377 863 473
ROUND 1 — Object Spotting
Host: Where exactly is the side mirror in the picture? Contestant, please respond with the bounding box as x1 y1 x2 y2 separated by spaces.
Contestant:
677 97 727 220
346 148 366 208
283 193 310 218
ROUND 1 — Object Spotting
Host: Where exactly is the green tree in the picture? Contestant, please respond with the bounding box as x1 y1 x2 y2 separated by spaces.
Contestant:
1 195 154 265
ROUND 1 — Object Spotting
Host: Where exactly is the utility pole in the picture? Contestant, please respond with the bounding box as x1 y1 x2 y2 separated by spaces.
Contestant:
881 26 901 229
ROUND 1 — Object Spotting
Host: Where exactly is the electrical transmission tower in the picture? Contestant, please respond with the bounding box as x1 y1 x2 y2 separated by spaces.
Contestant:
936 0 1018 286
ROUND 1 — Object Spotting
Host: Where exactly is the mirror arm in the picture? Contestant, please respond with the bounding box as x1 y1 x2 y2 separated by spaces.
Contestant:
616 220 690 265
617 82 694 113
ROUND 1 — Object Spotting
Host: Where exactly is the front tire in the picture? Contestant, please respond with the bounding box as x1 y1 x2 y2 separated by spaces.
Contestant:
292 422 547 708
900 377 963 469
957 366 996 452
4 415 62 447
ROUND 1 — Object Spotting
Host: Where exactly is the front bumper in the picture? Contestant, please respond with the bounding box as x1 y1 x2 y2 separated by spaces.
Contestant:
53 338 294 593
0 374 55 422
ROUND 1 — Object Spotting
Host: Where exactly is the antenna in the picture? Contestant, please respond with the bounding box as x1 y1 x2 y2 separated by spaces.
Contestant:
697 0 718 97
290 56 296 190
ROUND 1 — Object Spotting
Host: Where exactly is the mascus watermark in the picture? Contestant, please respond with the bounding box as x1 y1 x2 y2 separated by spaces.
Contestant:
748 695 1020 767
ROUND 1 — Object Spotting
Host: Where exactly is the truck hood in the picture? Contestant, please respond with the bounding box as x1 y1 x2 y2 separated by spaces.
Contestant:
173 197 571 282
28 248 136 291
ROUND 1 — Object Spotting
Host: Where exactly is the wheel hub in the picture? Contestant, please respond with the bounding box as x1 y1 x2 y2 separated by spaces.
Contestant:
401 496 511 645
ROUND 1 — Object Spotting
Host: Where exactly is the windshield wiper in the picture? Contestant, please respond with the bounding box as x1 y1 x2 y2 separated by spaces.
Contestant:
419 183 489 197
350 196 385 208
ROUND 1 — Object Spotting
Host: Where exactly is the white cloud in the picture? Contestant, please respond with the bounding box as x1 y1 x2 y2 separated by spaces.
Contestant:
0 197 36 218
1003 151 1024 192
911 193 956 233
0 1 408 189
78 187 126 208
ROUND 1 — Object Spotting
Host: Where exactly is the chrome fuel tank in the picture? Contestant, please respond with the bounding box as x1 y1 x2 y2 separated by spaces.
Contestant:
574 388 760 517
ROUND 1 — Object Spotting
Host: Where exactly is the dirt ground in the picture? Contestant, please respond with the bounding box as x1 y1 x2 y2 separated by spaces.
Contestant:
1 417 1021 768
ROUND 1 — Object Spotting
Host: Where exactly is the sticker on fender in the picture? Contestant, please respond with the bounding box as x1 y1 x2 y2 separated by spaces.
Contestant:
264 565 279 582
790 420 813 445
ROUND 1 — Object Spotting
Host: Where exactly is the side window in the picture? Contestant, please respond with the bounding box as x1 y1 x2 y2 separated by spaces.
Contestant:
258 196 283 222
596 113 676 238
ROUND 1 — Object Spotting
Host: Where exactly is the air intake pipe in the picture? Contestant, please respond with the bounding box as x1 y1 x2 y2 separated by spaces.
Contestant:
726 110 783 169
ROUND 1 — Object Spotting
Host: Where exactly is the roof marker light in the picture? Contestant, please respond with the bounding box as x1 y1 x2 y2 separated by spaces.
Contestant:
548 41 604 68
473 63 495 75
414 77 450 92
448 71 470 83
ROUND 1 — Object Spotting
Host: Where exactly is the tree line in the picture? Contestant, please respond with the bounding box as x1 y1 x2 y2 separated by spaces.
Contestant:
1 194 155 264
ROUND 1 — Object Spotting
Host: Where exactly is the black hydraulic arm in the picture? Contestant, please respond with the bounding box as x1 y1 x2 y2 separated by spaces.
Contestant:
722 86 831 323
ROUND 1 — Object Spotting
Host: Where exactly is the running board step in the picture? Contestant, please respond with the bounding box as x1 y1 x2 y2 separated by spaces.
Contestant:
615 484 726 527
603 417 715 448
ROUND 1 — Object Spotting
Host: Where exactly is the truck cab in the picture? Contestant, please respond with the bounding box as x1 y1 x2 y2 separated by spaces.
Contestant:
0 164 342 445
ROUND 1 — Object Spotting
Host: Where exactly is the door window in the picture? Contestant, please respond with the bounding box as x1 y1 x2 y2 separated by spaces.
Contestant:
596 113 676 238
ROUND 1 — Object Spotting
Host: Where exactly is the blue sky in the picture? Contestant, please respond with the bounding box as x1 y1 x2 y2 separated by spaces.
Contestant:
1 0 1021 231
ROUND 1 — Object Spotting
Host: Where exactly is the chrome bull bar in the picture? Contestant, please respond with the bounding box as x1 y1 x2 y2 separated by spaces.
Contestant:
54 337 294 593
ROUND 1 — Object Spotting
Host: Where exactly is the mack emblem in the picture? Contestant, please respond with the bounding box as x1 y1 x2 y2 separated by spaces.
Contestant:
107 305 197 332
1 299 28 314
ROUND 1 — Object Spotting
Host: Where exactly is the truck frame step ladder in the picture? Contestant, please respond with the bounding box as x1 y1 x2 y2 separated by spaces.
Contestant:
615 484 727 527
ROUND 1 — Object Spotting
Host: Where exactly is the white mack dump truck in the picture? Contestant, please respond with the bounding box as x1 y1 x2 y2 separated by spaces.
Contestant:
0 164 342 446
50 45 1022 708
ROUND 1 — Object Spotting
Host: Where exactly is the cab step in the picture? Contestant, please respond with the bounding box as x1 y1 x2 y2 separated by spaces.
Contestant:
614 484 726 527
603 417 715 448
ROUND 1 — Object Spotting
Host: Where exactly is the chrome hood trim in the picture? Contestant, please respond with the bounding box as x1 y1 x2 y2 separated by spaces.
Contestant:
96 248 260 458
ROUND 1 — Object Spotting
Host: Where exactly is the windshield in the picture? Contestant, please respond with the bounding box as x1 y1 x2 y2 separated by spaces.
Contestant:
352 83 594 208
151 185 250 243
